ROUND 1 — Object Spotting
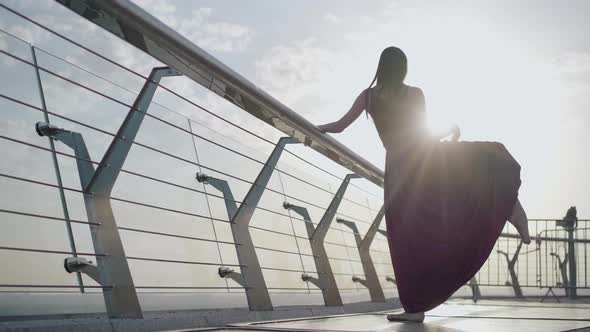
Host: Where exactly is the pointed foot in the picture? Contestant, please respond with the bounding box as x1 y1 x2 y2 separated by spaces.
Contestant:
387 311 425 323
514 219 531 245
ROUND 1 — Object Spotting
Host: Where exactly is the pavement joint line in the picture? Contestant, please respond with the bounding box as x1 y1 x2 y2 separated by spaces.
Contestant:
447 302 590 310
222 327 362 332
229 313 371 327
425 314 590 322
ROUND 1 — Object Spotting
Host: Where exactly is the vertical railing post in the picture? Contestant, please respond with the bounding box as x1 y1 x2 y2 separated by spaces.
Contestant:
557 206 578 298
199 137 298 311
31 46 85 292
286 174 359 306
336 206 386 302
35 66 180 318
567 228 577 298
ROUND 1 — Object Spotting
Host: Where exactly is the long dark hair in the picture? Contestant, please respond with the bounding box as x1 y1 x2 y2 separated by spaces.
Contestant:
365 47 408 116
369 46 407 90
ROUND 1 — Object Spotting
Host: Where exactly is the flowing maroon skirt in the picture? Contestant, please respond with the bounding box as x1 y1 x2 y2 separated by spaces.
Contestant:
384 141 521 313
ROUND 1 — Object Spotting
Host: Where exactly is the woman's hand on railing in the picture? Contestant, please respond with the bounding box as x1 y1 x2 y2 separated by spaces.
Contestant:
317 122 342 134
317 124 330 133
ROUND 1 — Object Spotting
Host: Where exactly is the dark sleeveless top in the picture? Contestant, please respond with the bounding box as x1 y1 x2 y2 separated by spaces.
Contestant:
367 85 427 150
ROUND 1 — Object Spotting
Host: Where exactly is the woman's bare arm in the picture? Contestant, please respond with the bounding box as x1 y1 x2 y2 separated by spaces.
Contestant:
317 89 367 133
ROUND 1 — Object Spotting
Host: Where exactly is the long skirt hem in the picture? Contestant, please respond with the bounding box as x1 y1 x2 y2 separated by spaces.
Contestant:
384 141 521 313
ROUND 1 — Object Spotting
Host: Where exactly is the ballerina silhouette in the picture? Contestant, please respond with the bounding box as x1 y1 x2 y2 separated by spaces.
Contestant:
317 47 530 322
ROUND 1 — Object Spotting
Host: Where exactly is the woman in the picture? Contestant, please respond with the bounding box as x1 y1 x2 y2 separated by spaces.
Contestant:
317 47 530 322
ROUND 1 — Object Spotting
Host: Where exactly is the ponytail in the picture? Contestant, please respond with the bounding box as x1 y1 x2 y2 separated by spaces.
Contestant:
365 71 377 118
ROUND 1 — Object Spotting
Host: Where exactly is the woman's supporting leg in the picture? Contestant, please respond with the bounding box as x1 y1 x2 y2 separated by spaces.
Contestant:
508 199 530 244
386 311 425 323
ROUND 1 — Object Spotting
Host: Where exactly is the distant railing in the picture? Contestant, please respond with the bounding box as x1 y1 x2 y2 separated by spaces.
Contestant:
477 219 589 302
0 1 587 321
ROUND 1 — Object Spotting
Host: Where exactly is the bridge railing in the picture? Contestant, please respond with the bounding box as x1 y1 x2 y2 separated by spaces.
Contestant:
474 219 590 301
0 1 588 321
0 4 392 318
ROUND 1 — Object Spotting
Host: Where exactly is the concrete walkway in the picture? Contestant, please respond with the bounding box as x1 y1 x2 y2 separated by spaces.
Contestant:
173 300 590 332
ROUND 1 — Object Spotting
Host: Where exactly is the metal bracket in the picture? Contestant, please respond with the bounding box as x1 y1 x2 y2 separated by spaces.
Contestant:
64 257 100 284
497 240 524 298
35 66 180 319
285 174 359 306
196 172 238 219
351 275 369 288
336 206 386 302
196 175 246 286
197 137 298 311
301 273 321 287
218 266 245 287
285 202 338 305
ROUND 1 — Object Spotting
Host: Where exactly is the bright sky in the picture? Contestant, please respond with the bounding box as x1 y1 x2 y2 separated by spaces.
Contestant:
136 0 590 219
2 0 590 218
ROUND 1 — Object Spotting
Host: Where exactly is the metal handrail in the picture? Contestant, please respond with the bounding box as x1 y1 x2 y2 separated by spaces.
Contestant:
56 0 385 188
